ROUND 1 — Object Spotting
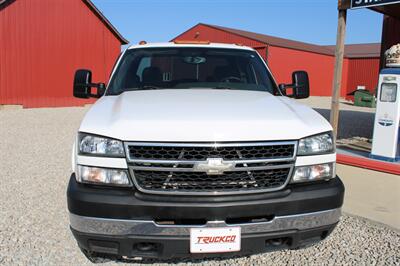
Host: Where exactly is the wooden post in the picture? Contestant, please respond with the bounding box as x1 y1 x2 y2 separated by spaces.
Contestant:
330 9 347 138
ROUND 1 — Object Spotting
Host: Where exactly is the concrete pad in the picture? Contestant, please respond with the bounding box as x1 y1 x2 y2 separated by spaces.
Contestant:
0 104 23 110
337 164 400 230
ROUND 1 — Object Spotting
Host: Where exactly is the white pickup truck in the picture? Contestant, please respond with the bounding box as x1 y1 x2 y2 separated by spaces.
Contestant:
67 42 344 260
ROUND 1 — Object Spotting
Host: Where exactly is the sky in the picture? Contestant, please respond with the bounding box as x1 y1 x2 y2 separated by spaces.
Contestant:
92 0 383 47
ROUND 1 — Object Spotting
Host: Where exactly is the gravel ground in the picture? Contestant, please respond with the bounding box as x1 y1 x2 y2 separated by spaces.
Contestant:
1 106 399 265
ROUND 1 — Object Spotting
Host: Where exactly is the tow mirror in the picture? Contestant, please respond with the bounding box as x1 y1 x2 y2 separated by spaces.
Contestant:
279 71 310 99
73 69 105 99
292 71 310 99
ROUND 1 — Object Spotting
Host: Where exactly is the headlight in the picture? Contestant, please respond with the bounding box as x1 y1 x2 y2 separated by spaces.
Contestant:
79 133 124 157
297 132 334 155
291 163 335 183
76 165 131 186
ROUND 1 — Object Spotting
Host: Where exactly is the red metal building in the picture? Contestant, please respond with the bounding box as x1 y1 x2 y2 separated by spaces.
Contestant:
173 23 381 98
0 0 128 108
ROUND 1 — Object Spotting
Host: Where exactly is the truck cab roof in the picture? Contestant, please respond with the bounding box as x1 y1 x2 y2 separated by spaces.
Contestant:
127 41 255 51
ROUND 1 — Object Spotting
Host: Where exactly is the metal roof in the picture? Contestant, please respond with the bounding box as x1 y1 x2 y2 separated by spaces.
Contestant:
195 23 380 58
324 43 381 58
200 23 334 56
84 0 128 44
0 0 128 44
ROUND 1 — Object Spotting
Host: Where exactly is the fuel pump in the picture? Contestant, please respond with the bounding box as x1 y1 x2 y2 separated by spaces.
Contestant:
371 44 400 162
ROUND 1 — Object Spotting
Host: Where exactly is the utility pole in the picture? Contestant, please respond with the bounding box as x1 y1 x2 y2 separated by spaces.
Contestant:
330 7 347 138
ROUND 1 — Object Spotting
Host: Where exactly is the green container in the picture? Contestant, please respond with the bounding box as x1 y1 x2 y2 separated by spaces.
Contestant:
354 90 376 108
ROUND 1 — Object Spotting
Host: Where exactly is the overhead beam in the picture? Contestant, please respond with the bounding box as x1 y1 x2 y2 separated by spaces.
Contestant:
338 0 351 10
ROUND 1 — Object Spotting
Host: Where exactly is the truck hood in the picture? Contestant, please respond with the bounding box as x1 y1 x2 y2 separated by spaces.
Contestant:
79 89 332 142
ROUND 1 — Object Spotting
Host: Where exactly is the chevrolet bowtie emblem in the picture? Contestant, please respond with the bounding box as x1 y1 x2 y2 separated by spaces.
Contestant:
194 158 235 175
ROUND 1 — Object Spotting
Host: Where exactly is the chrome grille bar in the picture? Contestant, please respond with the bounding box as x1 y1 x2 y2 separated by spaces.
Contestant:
125 141 297 147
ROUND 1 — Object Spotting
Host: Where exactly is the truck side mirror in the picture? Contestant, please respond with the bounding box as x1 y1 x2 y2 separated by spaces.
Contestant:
73 69 105 99
73 69 92 98
292 71 310 99
279 71 310 99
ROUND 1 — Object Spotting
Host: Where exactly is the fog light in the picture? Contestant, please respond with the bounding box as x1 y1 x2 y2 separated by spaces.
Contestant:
291 163 335 183
76 165 131 186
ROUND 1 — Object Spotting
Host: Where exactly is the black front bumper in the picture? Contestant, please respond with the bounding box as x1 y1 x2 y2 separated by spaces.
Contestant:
67 174 344 259
71 223 338 259
67 174 344 220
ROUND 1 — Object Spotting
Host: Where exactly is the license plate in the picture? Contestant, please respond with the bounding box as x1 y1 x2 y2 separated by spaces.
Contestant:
190 227 241 253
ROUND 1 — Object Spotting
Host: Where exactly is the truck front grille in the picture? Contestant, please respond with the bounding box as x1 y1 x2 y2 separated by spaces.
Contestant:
125 141 297 195
133 168 290 193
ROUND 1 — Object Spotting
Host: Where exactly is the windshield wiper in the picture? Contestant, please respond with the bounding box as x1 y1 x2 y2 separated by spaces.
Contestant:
124 86 164 91
212 86 236 90
139 85 162 90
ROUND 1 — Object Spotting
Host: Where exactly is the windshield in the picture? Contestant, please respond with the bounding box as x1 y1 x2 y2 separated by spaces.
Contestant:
107 47 277 95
